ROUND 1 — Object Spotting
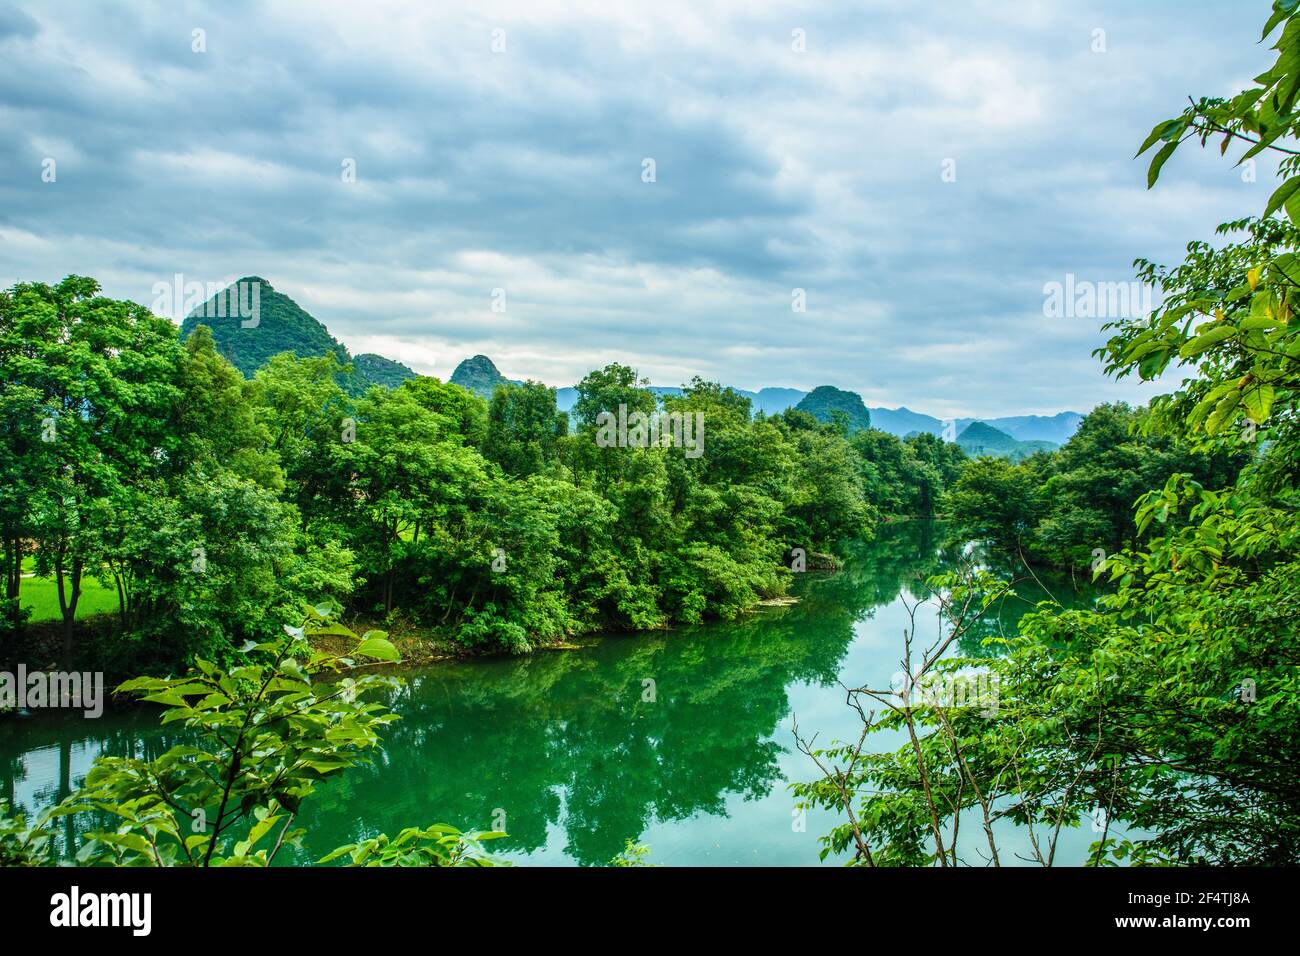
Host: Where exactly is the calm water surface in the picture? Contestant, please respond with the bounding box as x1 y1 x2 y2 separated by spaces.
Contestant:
1 521 1107 866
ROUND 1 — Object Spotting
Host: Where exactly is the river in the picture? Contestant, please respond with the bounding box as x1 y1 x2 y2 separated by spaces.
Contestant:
1 521 1106 866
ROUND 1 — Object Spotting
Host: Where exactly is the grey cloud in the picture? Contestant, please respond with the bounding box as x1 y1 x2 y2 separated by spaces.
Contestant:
0 0 1277 416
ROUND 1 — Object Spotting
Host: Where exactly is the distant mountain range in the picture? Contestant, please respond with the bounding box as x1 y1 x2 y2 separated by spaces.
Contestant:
178 278 1083 451
459 356 1080 448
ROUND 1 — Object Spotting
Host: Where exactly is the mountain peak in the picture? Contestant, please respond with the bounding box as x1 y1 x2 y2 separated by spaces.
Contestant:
179 277 347 378
957 420 1058 462
177 277 414 394
462 354 501 373
450 354 521 399
957 421 1012 442
795 385 872 432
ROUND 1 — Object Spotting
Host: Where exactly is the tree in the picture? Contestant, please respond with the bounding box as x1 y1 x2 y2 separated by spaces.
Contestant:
943 456 1043 554
175 326 283 491
249 351 353 524
2 277 183 666
342 385 490 616
1031 403 1247 568
483 380 565 477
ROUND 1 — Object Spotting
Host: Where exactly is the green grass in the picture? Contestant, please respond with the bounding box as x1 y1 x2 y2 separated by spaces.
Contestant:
17 556 118 623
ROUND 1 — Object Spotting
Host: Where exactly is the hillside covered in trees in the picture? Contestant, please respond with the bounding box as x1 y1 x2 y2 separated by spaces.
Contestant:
177 277 417 395
954 421 1059 461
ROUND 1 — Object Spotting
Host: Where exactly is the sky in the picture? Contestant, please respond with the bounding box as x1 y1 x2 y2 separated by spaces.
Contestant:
0 0 1284 417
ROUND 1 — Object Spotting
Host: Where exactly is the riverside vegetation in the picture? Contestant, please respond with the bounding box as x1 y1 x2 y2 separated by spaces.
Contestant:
1 286 964 673
791 2 1300 868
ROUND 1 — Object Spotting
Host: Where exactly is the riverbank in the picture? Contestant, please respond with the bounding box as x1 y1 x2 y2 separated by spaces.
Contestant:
0 521 1112 867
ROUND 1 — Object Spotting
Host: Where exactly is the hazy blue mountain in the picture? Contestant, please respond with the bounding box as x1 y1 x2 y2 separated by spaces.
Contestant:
869 406 945 437
868 410 1083 443
747 387 808 415
968 411 1083 445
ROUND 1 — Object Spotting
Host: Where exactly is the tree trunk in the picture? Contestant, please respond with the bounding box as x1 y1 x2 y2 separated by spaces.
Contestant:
58 738 74 855
114 572 126 627
56 554 82 670
3 535 21 600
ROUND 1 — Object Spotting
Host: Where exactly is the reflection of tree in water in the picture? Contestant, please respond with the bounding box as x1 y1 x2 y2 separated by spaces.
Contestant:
294 522 950 866
950 544 1104 656
292 602 855 866
0 708 190 857
800 520 949 619
2 521 997 867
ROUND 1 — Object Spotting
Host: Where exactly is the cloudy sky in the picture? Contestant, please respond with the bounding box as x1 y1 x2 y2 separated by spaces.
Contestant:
0 0 1282 417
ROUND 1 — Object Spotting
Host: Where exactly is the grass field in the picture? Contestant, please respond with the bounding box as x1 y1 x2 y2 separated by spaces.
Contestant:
17 556 119 623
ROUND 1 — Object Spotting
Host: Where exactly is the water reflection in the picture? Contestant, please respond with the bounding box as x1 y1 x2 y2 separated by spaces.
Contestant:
0 521 1098 866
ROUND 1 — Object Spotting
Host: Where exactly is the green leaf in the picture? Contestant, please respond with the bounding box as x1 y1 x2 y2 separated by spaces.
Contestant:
1147 141 1179 189
1139 349 1170 380
355 637 400 662
1264 174 1300 218
1136 119 1183 157
1240 314 1284 331
1264 6 1290 39
1179 324 1237 358
244 813 282 851
1243 384 1276 423
1205 389 1242 435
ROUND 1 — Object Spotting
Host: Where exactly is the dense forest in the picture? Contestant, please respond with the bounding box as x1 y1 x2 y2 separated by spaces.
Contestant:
0 288 966 680
945 401 1250 569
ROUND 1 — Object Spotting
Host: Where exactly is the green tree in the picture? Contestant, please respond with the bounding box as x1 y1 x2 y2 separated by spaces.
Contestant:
2 277 183 665
483 380 565 477
175 326 283 491
943 456 1043 555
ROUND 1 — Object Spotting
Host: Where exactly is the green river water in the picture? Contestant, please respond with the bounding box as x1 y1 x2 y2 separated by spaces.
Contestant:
1 521 1106 866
